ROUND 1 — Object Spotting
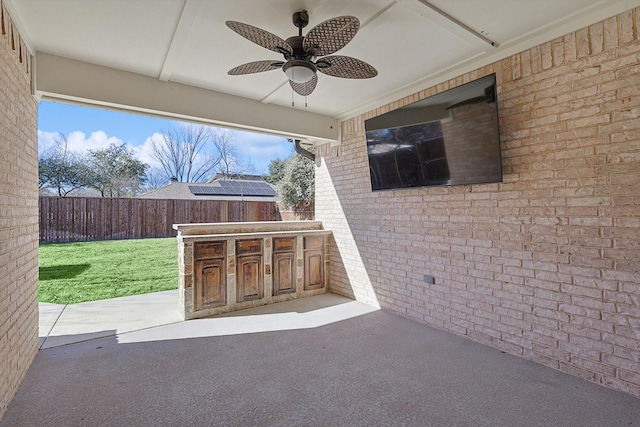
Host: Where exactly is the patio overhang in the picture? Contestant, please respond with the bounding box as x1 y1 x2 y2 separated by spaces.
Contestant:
36 52 340 145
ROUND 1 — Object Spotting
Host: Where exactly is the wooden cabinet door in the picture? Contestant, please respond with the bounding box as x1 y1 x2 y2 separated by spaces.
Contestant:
304 236 324 290
194 242 226 311
273 237 296 296
236 255 264 302
304 251 324 290
273 252 295 295
194 258 226 310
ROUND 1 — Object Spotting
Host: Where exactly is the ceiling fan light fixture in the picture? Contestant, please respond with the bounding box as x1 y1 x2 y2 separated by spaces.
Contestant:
283 60 316 83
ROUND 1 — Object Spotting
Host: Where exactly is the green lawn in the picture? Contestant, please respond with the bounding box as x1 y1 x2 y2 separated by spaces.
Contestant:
39 238 178 304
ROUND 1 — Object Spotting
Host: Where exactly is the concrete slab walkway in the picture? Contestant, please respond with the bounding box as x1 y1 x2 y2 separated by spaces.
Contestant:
3 292 639 426
38 290 182 349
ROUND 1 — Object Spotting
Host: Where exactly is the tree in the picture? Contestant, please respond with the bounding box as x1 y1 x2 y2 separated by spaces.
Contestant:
268 150 315 219
149 125 259 183
149 125 221 182
264 158 286 185
38 133 90 196
86 143 148 197
213 128 255 176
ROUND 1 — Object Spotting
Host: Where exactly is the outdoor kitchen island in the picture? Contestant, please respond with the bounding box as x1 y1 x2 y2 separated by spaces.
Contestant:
174 221 331 320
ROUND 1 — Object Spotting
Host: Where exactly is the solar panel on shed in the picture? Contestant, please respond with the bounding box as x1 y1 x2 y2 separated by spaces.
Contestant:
189 182 276 197
188 185 226 195
219 181 276 196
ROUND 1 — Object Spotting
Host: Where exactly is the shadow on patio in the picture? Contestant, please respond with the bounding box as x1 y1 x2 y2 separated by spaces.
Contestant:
3 293 639 426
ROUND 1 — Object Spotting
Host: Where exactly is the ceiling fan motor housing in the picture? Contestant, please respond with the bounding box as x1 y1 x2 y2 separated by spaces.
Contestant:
282 34 317 83
284 35 311 59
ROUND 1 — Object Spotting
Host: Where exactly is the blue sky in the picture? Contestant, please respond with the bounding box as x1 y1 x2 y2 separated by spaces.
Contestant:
38 100 294 176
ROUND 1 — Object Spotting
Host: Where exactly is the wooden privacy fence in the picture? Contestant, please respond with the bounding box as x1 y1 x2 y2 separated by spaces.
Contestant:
39 196 278 243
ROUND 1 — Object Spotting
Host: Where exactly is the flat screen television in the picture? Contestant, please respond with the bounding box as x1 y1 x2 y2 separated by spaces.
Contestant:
365 73 502 191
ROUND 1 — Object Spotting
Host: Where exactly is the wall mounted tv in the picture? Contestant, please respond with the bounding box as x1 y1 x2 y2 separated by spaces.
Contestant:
365 73 502 191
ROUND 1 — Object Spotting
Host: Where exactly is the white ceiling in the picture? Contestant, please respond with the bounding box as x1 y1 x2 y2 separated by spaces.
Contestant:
5 0 638 122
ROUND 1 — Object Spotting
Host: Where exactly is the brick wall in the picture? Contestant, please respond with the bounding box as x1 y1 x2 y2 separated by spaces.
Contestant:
0 1 39 419
317 8 640 397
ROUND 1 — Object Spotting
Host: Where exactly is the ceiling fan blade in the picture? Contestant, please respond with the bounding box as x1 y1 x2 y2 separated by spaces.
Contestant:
303 16 359 56
228 60 284 75
316 55 377 79
289 73 318 96
226 21 293 55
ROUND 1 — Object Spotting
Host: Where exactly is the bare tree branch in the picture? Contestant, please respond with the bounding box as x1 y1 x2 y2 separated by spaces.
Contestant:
142 167 169 192
213 128 256 176
149 125 222 182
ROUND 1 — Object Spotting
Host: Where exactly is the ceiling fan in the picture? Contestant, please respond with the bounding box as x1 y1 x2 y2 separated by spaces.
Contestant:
226 10 377 97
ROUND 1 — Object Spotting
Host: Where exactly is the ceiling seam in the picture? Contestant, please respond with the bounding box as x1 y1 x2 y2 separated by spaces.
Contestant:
360 0 398 28
159 0 198 82
415 0 498 47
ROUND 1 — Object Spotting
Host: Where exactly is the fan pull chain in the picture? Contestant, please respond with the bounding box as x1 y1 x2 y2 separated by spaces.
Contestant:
291 88 294 107
305 96 308 108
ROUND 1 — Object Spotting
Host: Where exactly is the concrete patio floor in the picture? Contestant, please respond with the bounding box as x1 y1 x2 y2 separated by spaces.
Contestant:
2 292 639 426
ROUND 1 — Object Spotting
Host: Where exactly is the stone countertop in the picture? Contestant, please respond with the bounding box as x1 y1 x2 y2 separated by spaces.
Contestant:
173 221 323 236
178 229 332 243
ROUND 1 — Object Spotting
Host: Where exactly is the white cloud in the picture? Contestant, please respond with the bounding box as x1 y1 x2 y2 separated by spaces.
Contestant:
38 129 124 156
133 133 165 169
67 130 122 153
37 130 60 155
38 129 163 169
